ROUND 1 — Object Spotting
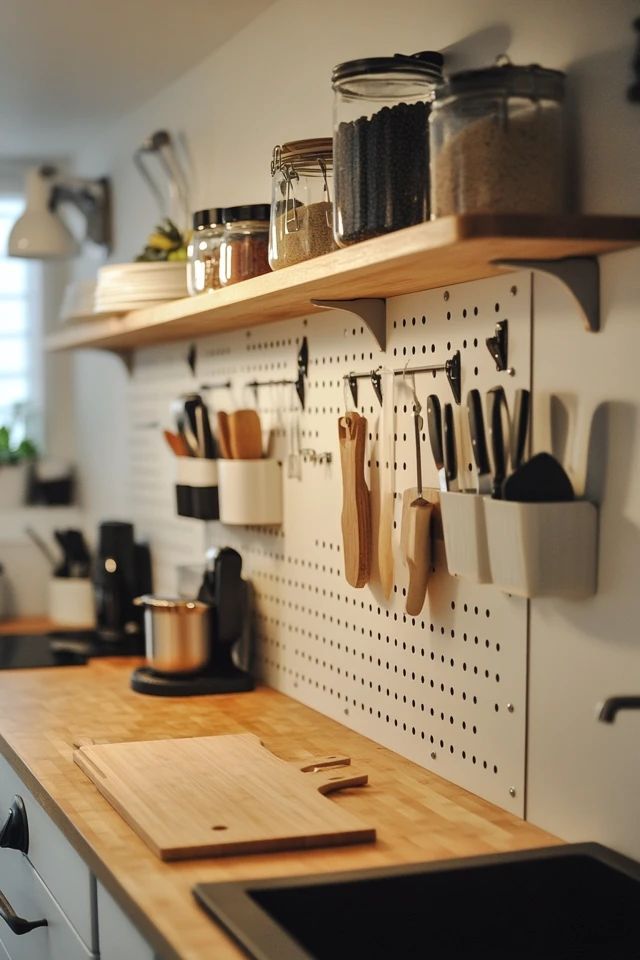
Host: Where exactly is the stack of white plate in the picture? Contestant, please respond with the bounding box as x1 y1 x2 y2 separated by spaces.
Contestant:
94 261 188 313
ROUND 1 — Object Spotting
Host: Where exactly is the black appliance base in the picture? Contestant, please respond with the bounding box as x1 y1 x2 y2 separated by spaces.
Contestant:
130 665 254 697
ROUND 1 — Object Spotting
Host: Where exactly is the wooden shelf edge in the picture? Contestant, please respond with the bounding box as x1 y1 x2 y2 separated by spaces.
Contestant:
46 215 640 354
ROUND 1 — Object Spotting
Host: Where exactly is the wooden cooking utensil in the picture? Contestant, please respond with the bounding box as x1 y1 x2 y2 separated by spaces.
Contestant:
216 412 232 459
74 733 375 861
338 411 371 588
401 489 432 616
228 410 263 460
377 369 395 599
400 392 432 616
163 429 190 457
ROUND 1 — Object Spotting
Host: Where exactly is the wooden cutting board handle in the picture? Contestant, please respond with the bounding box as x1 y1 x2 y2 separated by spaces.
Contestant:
338 412 371 588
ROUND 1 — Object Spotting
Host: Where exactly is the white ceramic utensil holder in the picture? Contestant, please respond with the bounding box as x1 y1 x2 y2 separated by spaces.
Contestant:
218 459 283 526
0 462 27 509
484 499 598 599
439 491 492 584
48 577 95 626
175 457 219 520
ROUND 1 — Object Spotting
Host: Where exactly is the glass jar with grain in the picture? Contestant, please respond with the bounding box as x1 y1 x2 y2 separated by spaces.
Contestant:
187 207 224 295
218 204 271 287
429 60 567 217
332 52 443 246
269 139 338 270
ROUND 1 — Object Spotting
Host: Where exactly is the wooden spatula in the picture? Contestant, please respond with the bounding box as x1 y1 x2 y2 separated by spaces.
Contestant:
216 412 232 459
228 410 263 460
338 412 371 588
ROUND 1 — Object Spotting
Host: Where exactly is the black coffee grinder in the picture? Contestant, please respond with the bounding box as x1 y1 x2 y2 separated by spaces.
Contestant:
130 547 254 696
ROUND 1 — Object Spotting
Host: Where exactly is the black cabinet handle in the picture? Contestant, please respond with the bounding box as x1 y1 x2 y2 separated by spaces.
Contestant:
0 796 29 854
0 890 47 935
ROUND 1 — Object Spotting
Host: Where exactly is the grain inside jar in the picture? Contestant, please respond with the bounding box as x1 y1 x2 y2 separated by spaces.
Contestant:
269 139 338 270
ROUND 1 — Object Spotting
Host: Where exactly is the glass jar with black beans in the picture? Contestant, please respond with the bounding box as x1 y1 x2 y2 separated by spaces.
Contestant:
332 51 443 246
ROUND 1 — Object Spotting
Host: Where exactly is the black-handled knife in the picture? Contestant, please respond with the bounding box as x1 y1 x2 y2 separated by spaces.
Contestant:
443 403 458 491
466 389 492 494
426 394 448 492
510 388 530 473
486 386 509 499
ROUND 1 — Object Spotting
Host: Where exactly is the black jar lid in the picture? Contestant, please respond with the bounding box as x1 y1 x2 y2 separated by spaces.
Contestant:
223 204 271 223
332 51 443 85
436 60 565 102
192 208 224 229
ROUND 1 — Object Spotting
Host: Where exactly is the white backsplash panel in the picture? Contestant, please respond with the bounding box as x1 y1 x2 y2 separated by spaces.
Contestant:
127 272 532 814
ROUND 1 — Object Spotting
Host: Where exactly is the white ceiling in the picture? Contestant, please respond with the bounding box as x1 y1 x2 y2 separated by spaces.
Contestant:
0 0 273 157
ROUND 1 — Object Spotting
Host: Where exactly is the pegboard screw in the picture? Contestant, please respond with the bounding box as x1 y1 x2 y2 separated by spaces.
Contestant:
507 703 515 713
509 787 517 798
443 290 450 302
430 751 437 760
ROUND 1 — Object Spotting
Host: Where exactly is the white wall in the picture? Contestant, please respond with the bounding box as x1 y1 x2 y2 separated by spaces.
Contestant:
66 0 640 852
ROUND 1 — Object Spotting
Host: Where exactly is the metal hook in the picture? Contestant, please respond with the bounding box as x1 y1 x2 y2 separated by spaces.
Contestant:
371 368 383 405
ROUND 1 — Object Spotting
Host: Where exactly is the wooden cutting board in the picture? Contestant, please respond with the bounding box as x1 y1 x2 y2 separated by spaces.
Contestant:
74 733 375 861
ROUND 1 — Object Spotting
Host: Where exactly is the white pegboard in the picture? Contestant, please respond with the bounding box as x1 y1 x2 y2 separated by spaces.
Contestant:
126 272 532 815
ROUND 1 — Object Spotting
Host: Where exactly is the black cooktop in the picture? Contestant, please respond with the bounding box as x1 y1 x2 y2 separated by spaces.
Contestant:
0 633 88 669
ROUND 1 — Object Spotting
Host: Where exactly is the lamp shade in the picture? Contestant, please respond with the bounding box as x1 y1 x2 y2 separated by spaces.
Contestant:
7 167 79 259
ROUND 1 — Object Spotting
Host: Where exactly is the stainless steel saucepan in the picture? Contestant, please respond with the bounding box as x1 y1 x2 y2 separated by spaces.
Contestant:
133 595 210 675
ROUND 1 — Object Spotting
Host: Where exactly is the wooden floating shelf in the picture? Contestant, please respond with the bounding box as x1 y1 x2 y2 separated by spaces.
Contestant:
45 214 640 355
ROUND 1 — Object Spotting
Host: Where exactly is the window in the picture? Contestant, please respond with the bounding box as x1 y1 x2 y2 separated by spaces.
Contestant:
0 197 41 427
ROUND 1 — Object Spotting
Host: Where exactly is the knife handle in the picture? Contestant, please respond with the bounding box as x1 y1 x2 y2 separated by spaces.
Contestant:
487 386 508 499
426 394 444 471
443 403 457 487
510 388 530 472
467 389 491 477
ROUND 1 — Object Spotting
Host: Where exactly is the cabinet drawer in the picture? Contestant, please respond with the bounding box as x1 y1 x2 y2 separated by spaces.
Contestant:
97 882 155 960
0 849 96 960
0 752 95 951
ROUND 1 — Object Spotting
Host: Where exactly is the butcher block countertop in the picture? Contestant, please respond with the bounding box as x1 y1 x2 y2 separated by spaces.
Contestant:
0 655 559 960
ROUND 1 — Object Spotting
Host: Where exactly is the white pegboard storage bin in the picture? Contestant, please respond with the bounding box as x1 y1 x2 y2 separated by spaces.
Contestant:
218 459 283 526
484 499 598 599
440 492 491 584
175 457 220 520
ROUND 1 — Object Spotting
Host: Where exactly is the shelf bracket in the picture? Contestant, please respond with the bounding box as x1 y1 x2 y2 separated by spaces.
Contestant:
311 298 386 351
494 257 600 332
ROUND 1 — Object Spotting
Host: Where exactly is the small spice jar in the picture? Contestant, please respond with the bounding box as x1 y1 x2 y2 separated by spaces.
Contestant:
269 139 338 270
332 52 443 246
218 204 271 287
187 208 224 295
429 60 567 217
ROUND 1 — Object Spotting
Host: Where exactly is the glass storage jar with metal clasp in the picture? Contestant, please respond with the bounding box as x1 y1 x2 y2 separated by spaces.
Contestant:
269 138 338 270
187 208 224 295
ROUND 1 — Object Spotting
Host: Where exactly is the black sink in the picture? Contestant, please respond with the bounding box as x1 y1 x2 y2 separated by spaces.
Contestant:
194 844 640 960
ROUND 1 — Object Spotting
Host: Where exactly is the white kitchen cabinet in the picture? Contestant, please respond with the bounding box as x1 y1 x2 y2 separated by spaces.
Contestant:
97 882 156 960
0 754 95 951
1 753 159 960
0 849 95 960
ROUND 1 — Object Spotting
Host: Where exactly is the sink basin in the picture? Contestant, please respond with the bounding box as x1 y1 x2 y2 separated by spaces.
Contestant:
194 843 640 959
